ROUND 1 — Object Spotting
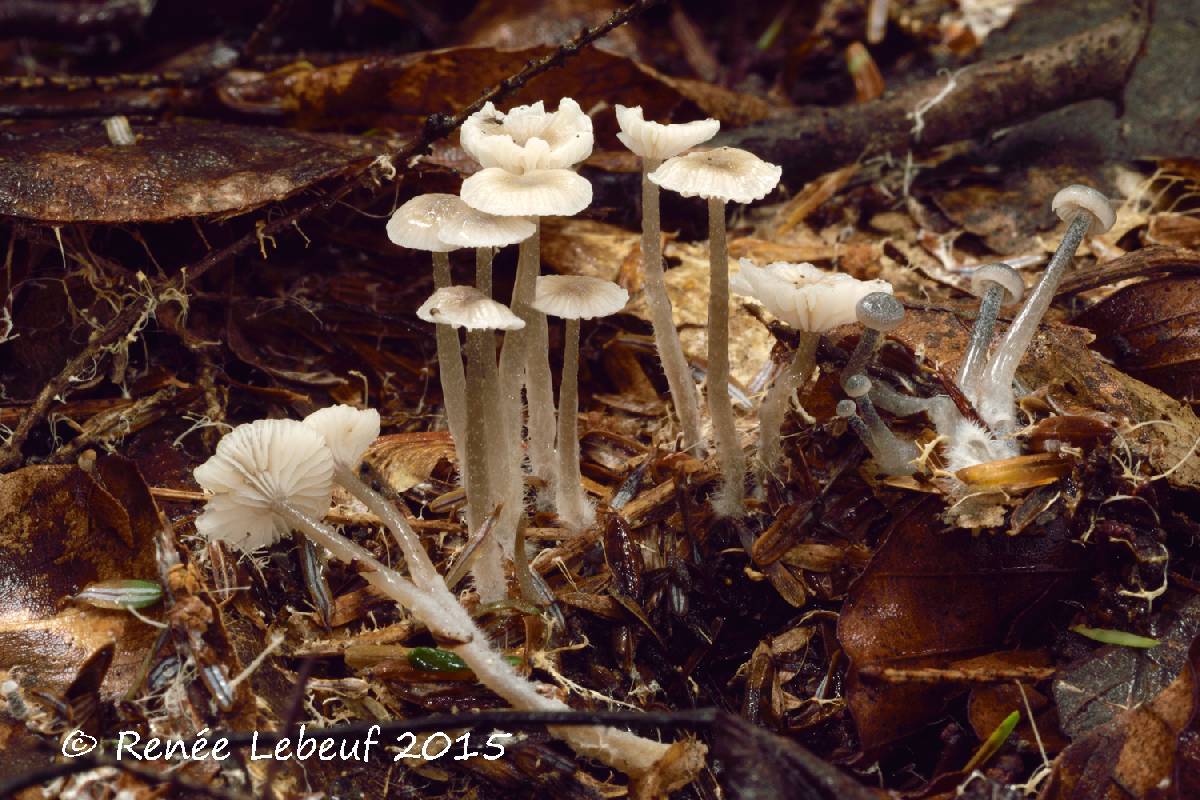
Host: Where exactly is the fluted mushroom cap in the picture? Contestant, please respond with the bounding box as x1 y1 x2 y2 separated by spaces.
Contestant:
417 286 526 330
461 98 593 174
531 275 629 320
615 105 719 162
731 260 893 333
194 419 334 552
386 194 466 253
303 405 380 469
648 147 781 204
461 162 592 218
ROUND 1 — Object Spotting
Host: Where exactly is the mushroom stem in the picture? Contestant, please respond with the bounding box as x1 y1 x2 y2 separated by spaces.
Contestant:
495 222 541 555
525 310 557 489
856 390 918 475
476 247 493 296
757 331 818 480
432 251 470 485
640 160 706 455
466 328 507 602
978 212 1090 430
836 399 915 476
841 328 881 387
463 330 494 534
277 501 671 775
275 501 469 642
554 318 594 530
956 281 1005 402
707 197 745 517
329 463 441 593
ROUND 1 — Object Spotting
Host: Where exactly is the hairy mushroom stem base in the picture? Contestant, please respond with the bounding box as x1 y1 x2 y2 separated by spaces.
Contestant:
978 212 1090 431
432 251 470 486
757 331 818 483
276 502 671 776
707 197 745 517
554 318 594 530
640 160 706 456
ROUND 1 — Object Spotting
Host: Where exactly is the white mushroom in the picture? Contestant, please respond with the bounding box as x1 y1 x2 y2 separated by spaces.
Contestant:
650 148 781 517
460 98 593 174
193 419 465 638
194 418 684 779
732 261 892 481
436 208 536 297
531 275 629 530
418 286 524 602
459 106 595 541
386 194 471 484
614 106 719 456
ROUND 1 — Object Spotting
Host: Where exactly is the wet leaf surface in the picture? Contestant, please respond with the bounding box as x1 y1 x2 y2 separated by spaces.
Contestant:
0 119 384 222
838 498 1086 752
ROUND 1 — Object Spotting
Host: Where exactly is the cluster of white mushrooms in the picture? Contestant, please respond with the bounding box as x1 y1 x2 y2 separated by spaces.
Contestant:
190 95 1117 780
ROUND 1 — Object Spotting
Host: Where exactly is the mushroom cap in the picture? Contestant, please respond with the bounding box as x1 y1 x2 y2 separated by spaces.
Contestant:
461 98 593 174
836 399 858 419
844 374 872 399
194 419 334 552
385 193 466 253
417 285 526 330
531 274 629 320
1052 184 1115 235
855 292 905 331
460 166 591 218
969 263 1025 305
303 405 380 469
648 147 781 204
615 105 720 162
730 260 894 333
437 206 536 249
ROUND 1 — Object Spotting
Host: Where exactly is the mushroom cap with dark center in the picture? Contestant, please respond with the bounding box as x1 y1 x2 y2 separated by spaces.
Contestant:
1052 184 1116 236
648 147 781 204
417 286 526 330
969 263 1025 305
855 292 905 332
530 275 629 320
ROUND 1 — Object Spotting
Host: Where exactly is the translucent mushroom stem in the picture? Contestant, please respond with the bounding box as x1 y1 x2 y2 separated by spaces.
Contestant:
757 331 818 480
495 222 541 558
856 391 918 475
955 282 1005 403
330 463 441 593
432 251 470 483
978 212 1090 430
640 160 706 456
475 247 493 296
274 501 470 642
841 328 880 388
707 197 745 517
525 310 557 488
277 501 671 776
465 328 507 602
554 318 594 530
